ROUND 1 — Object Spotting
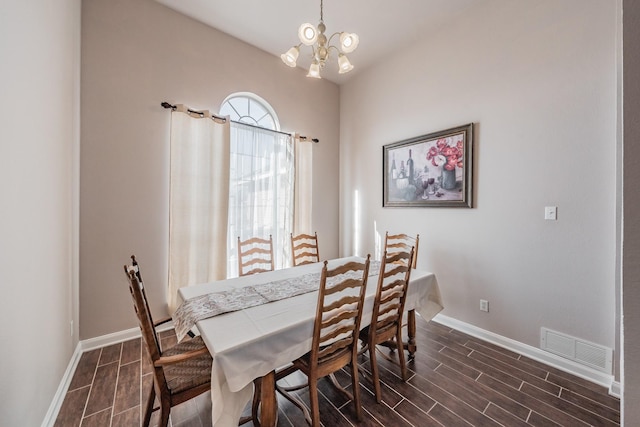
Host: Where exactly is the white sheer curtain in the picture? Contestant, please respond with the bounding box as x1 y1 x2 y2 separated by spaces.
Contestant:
293 136 313 236
168 105 230 311
227 122 294 277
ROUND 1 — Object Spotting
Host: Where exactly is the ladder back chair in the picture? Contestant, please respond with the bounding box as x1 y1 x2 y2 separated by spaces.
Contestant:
276 256 371 426
123 255 213 427
291 232 320 266
237 235 274 277
128 255 173 329
359 248 414 403
384 232 419 268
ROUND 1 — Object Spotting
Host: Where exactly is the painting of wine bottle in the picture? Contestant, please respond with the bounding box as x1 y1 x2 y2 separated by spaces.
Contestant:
383 123 474 208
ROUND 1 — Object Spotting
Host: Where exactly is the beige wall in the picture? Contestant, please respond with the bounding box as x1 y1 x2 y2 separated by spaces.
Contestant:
0 0 80 425
623 0 640 422
340 0 618 371
80 0 340 339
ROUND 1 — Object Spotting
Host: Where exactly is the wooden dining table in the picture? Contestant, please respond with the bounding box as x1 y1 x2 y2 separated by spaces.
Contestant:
176 256 444 427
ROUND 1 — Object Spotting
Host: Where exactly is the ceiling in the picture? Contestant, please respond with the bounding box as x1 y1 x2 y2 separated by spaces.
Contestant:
155 0 480 84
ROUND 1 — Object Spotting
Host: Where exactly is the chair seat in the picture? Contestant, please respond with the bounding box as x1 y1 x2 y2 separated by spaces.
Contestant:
294 345 353 375
163 336 213 394
359 323 397 344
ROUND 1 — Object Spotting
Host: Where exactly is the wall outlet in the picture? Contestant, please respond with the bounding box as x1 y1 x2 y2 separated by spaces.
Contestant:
545 206 557 220
480 299 489 312
70 320 74 337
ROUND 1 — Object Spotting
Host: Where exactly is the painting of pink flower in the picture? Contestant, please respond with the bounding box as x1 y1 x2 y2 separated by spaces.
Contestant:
426 136 464 170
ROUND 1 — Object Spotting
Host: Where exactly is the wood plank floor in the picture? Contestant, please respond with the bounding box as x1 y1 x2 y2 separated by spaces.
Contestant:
54 319 620 426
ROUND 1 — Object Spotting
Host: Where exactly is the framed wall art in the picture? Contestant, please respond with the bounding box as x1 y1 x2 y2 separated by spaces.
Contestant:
383 123 474 208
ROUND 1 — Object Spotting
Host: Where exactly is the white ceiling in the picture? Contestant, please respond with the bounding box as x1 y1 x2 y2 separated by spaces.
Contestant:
155 0 480 84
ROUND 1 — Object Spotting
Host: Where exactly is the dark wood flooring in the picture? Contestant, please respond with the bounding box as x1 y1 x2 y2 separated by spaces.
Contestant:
54 319 620 426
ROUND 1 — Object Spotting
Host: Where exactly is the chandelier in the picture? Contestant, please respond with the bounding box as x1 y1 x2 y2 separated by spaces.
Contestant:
280 0 359 79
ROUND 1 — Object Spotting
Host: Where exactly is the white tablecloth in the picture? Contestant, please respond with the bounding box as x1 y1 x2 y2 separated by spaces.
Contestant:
177 256 443 427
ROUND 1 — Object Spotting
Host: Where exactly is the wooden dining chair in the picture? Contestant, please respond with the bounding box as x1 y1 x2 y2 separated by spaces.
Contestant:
359 248 414 403
123 255 213 427
291 232 320 266
127 255 174 329
384 231 419 268
384 232 420 359
237 235 274 277
275 256 371 426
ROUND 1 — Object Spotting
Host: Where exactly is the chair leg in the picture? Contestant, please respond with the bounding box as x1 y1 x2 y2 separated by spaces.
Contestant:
252 377 262 423
159 396 171 427
407 309 417 360
350 361 363 421
309 376 320 427
369 342 382 403
396 329 408 381
142 381 155 427
275 380 312 424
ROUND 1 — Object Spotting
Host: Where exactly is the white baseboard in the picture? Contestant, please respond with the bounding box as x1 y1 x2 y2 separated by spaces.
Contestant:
609 380 621 398
432 314 616 394
81 321 175 352
80 326 142 352
41 342 83 427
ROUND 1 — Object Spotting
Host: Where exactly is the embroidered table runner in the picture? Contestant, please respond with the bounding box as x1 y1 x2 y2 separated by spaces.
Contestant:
173 261 380 341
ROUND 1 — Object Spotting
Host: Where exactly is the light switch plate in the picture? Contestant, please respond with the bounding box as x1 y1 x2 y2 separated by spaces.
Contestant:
545 206 557 220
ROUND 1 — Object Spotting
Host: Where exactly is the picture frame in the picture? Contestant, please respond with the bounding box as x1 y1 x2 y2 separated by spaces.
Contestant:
383 123 474 208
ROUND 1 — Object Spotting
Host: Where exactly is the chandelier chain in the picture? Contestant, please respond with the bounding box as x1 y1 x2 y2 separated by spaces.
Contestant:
320 0 323 22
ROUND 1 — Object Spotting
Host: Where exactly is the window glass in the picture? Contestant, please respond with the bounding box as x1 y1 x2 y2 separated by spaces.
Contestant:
220 93 280 131
220 93 291 277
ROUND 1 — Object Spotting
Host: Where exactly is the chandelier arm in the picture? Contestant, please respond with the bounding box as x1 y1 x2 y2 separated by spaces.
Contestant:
326 45 341 56
327 32 342 48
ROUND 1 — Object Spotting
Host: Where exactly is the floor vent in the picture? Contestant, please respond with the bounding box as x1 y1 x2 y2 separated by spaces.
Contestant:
540 328 612 374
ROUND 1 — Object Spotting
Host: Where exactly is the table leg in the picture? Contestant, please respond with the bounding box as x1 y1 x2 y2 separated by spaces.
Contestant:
257 370 277 427
407 309 417 359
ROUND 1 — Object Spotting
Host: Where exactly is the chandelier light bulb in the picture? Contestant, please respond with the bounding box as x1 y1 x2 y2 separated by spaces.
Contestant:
307 61 321 79
298 23 318 46
338 54 354 74
280 46 299 67
339 32 359 53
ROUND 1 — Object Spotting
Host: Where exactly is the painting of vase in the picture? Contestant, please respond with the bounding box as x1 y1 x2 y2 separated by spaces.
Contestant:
383 123 474 208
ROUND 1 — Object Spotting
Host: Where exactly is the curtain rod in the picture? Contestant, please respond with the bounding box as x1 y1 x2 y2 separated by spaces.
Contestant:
161 102 319 143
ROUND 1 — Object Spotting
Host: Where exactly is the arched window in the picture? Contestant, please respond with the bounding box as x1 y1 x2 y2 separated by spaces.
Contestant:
220 92 280 131
221 93 293 277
